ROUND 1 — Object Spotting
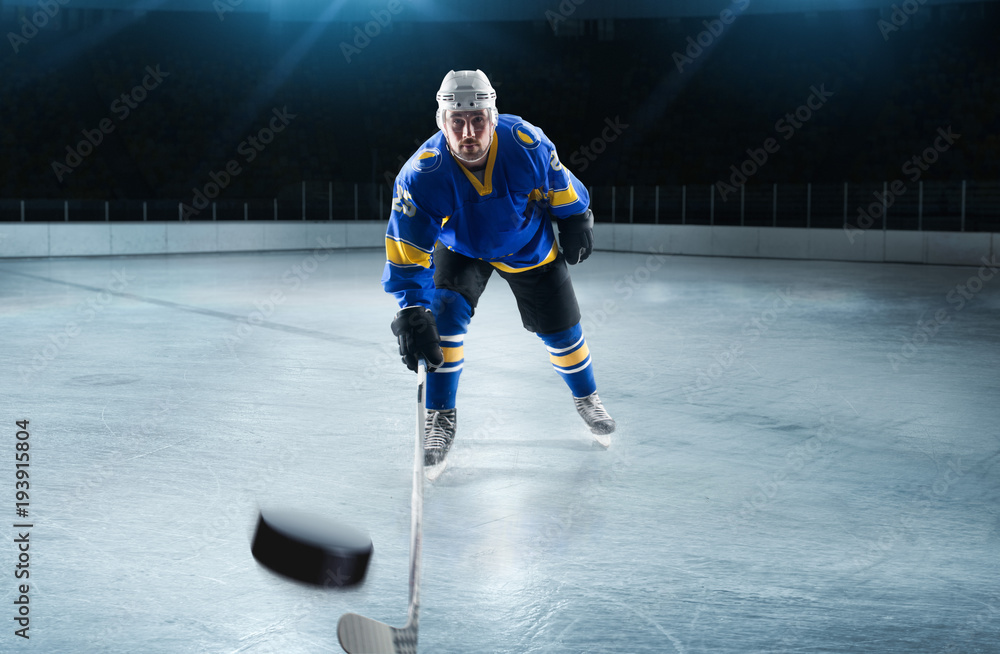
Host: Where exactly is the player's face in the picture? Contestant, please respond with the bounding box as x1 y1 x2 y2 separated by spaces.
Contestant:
444 109 493 165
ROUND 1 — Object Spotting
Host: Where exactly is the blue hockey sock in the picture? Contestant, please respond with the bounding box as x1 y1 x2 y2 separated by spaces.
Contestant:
426 289 471 410
538 323 597 398
426 334 463 409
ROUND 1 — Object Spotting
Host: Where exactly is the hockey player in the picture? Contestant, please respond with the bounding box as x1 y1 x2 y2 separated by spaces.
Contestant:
383 69 615 474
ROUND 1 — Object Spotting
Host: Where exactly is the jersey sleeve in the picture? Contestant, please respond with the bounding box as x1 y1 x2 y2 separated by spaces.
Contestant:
381 177 443 309
539 130 590 218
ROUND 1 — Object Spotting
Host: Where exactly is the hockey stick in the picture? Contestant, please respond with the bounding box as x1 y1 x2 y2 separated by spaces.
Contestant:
337 360 425 654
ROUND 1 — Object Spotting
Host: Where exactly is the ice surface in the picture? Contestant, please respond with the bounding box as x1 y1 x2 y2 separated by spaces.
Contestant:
1 248 998 653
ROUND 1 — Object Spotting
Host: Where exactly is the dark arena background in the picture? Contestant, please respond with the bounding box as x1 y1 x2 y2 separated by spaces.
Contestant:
1 0 999 652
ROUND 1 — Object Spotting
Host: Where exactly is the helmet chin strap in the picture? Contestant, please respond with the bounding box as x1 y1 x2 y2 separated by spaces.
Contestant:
450 128 494 165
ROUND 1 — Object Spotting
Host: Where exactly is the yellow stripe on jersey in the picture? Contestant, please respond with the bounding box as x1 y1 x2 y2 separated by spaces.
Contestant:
547 184 580 208
550 342 590 368
442 345 464 363
385 237 432 268
490 242 558 274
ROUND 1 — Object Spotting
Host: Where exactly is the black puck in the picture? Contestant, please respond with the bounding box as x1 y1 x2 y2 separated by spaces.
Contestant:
251 507 373 588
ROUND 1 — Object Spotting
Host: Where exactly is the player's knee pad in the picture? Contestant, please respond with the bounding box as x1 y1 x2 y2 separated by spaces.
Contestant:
432 288 473 336
538 322 583 349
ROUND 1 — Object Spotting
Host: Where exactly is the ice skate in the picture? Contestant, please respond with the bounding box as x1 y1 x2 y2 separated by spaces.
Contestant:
424 407 456 480
574 392 615 447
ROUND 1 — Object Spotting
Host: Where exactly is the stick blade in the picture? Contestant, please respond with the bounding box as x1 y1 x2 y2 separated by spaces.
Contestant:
338 613 417 654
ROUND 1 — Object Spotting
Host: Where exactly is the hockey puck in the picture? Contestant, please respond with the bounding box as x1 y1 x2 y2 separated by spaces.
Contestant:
251 507 373 587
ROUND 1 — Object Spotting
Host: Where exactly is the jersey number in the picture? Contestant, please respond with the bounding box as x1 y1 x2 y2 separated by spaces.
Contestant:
392 185 417 217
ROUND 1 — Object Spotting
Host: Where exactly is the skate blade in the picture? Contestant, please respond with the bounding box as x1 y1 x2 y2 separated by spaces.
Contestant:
592 432 611 448
425 460 448 481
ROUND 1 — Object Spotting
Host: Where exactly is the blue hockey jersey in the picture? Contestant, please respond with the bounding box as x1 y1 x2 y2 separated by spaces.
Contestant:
382 114 591 309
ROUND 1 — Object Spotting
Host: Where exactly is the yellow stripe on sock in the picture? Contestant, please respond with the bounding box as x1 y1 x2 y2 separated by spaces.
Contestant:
442 345 464 363
550 342 589 368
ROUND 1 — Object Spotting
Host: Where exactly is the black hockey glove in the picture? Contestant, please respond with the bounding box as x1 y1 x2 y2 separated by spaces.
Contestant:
557 208 595 265
390 307 445 373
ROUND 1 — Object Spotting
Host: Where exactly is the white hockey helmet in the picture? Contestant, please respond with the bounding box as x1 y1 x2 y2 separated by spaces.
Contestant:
435 69 498 130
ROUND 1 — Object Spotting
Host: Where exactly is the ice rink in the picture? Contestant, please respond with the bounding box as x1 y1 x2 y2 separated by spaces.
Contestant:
1 247 998 653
